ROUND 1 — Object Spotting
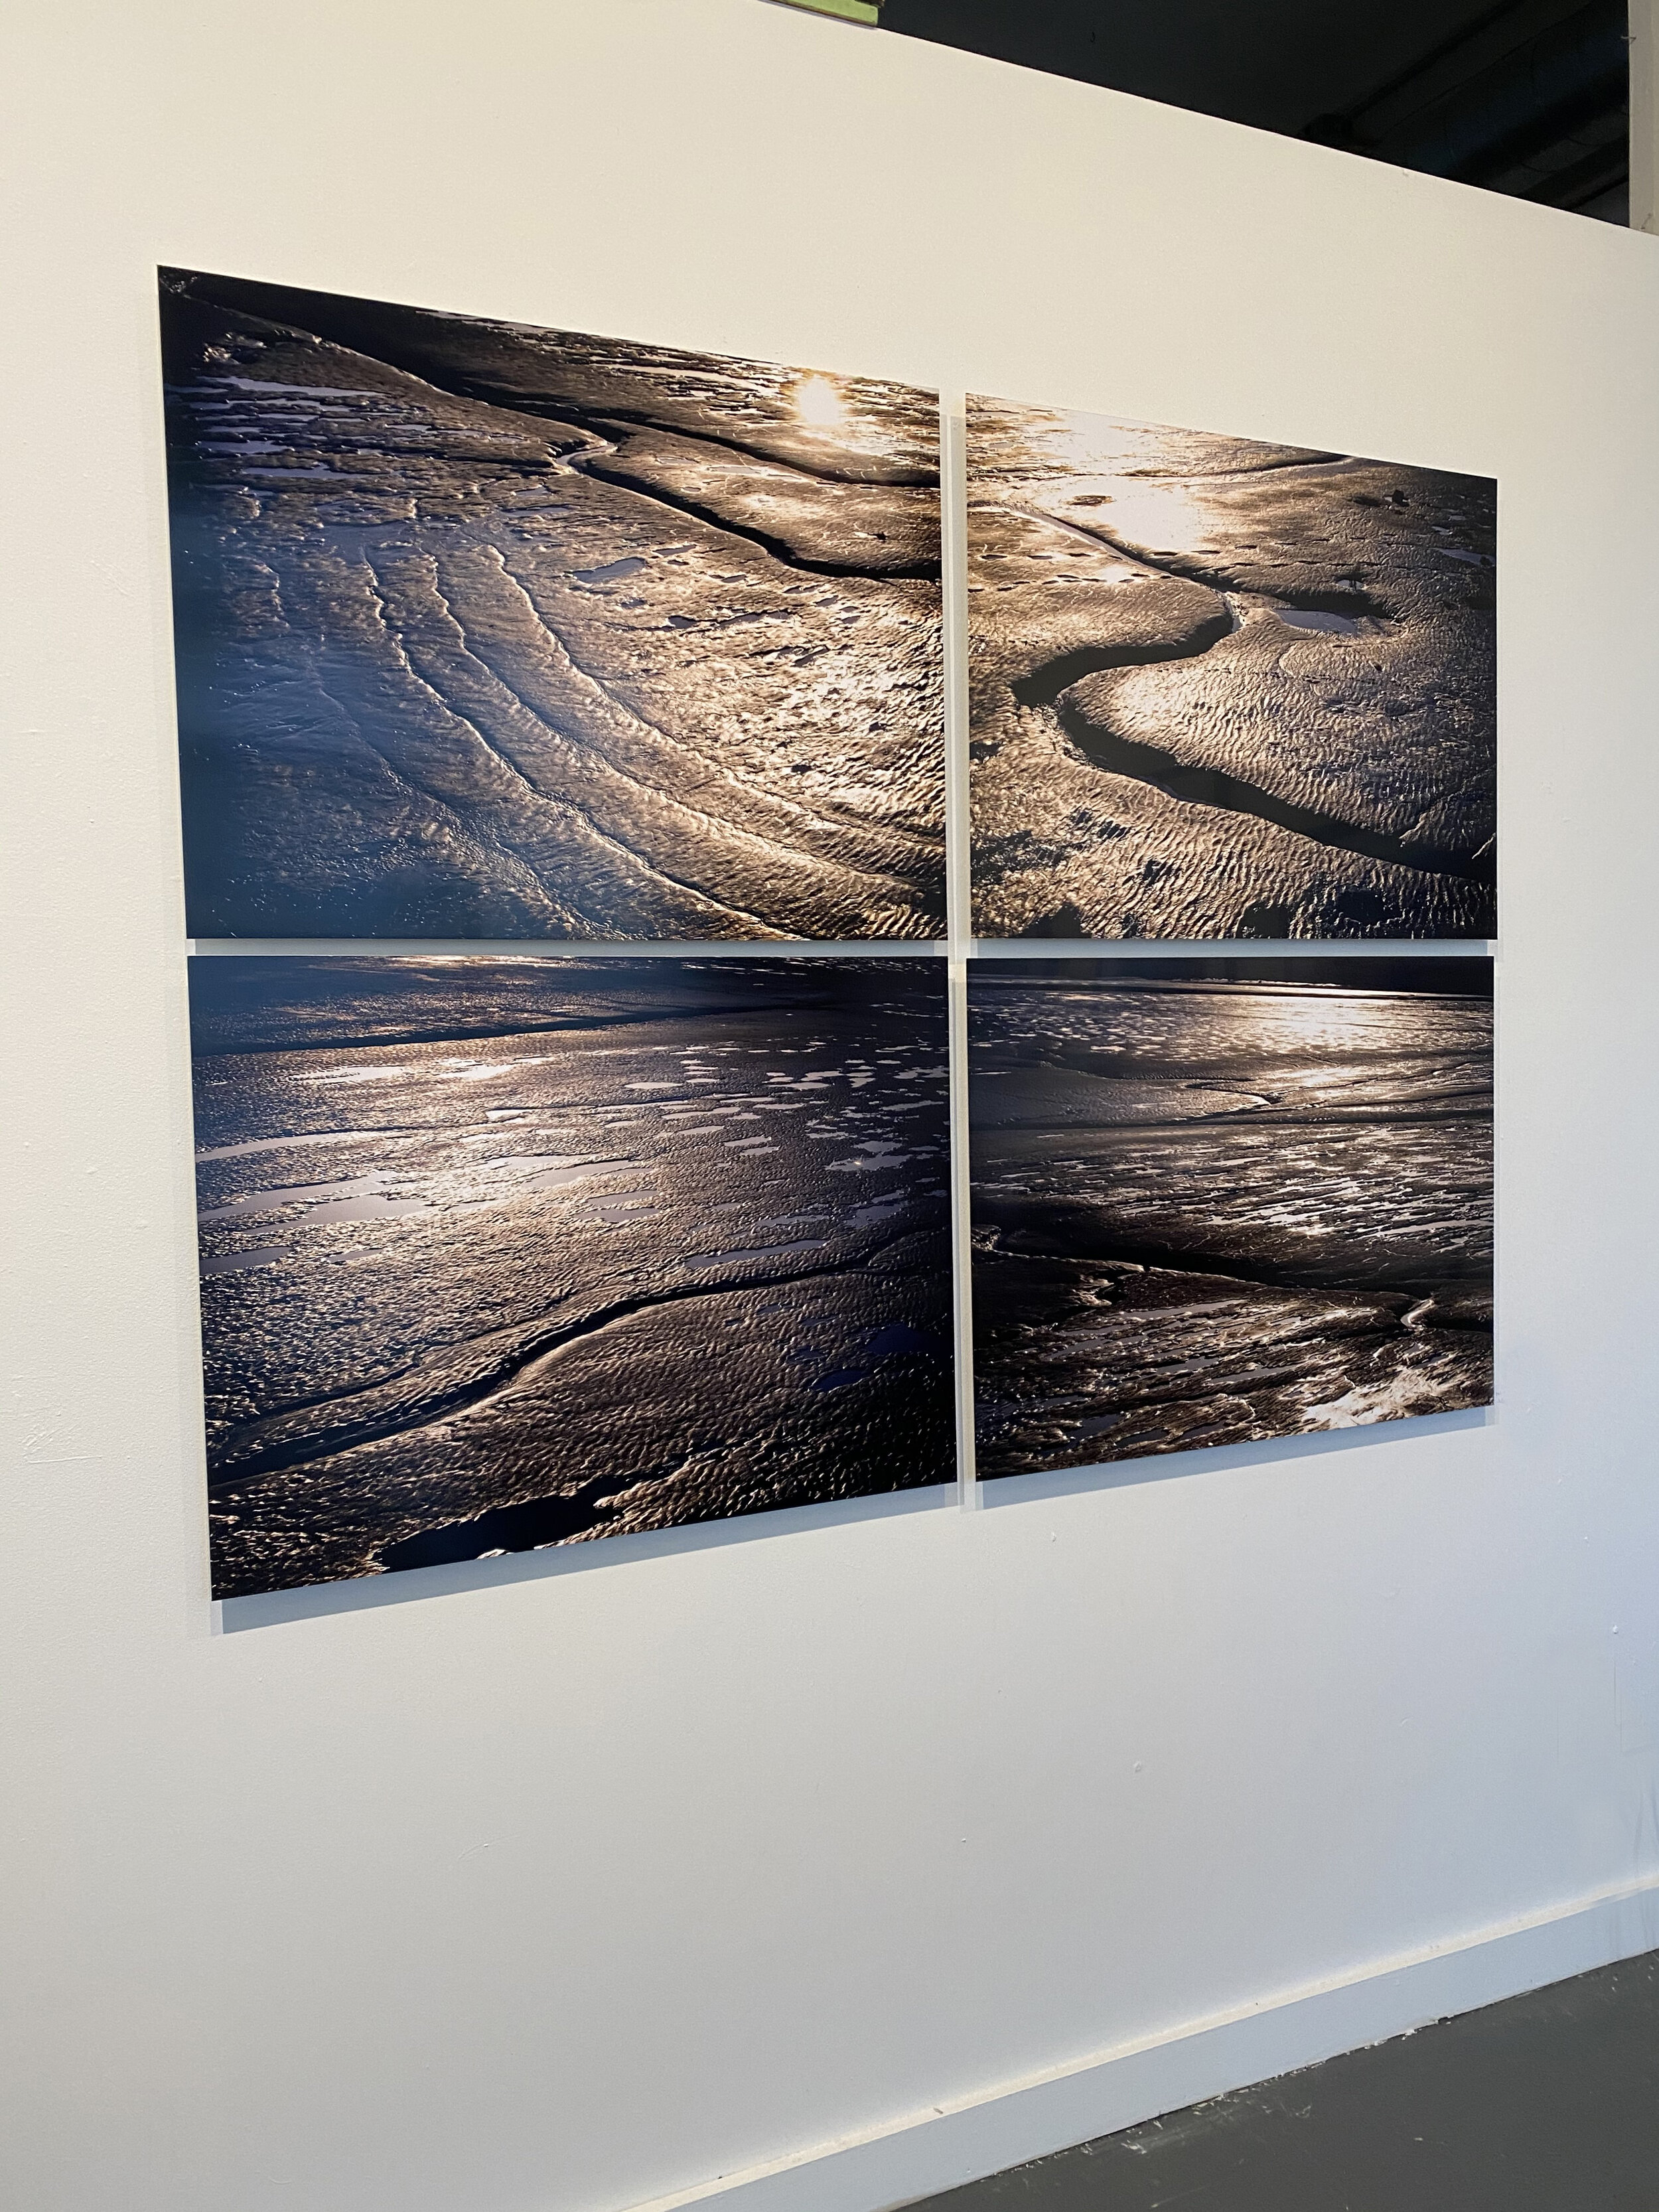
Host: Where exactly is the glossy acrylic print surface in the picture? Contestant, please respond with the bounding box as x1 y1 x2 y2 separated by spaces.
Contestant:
190 956 954 1597
969 958 1494 1480
967 398 1496 940
161 270 944 941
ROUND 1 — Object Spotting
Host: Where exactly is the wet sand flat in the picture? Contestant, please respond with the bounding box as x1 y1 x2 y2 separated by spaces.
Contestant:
191 958 953 1597
970 961 1493 1478
163 271 944 941
968 400 1496 941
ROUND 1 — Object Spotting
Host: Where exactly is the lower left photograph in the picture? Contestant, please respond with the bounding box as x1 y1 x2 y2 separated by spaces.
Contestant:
189 955 954 1599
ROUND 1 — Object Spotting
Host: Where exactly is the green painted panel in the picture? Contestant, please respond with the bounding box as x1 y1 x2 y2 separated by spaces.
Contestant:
766 0 881 25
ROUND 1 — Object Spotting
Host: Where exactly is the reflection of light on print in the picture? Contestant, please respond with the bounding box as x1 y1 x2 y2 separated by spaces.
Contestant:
1191 982 1426 1060
1284 986 1437 1054
1067 477 1210 558
1263 986 1366 1041
198 1169 429 1223
1045 414 1171 484
792 374 847 429
301 1066 412 1085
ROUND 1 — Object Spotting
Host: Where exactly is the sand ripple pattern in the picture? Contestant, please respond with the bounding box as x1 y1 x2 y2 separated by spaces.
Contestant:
192 958 953 1597
162 271 944 940
968 400 1496 940
970 965 1493 1475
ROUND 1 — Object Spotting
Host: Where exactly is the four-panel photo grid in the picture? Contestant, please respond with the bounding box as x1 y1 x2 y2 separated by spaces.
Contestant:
161 267 1496 1603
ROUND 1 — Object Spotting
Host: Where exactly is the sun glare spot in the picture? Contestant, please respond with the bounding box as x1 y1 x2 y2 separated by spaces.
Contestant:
793 374 847 430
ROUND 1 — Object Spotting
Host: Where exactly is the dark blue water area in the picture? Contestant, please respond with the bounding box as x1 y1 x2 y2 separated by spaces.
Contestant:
190 956 955 1598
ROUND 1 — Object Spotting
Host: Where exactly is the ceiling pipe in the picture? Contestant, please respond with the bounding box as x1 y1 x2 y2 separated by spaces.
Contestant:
1518 129 1628 203
1361 0 1628 182
1303 0 1545 145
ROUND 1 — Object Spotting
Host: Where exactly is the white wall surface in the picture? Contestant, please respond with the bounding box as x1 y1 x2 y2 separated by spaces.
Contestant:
5 3 1659 2209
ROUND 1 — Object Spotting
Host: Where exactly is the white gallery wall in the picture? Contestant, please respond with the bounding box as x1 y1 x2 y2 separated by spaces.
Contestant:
4 3 1659 2209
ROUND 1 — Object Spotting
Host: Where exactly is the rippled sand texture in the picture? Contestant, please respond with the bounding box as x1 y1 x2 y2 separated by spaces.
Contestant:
162 269 944 940
968 400 1496 940
970 964 1493 1477
191 958 952 1598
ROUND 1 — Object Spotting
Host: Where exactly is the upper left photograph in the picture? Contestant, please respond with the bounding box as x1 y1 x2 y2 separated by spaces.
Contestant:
159 269 945 941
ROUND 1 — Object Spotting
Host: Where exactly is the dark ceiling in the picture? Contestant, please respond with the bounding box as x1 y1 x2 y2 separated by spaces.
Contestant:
879 0 1630 222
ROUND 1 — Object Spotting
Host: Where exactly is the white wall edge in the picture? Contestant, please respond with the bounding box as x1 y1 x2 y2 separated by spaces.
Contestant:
624 1872 1659 2212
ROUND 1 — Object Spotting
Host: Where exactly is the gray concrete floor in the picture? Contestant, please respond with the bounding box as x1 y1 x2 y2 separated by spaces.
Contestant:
911 1949 1659 2211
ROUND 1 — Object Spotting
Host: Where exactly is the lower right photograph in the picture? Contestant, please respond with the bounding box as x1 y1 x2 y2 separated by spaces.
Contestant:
968 956 1494 1479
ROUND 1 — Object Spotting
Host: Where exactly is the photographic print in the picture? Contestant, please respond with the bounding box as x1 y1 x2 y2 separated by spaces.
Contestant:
161 269 944 941
190 955 952 1599
968 398 1496 940
970 958 1493 1479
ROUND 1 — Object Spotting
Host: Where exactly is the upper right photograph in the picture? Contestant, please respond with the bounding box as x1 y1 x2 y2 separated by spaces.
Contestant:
968 398 1496 941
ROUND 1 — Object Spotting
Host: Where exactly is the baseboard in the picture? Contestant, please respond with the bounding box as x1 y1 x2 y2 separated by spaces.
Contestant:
625 1872 1659 2212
